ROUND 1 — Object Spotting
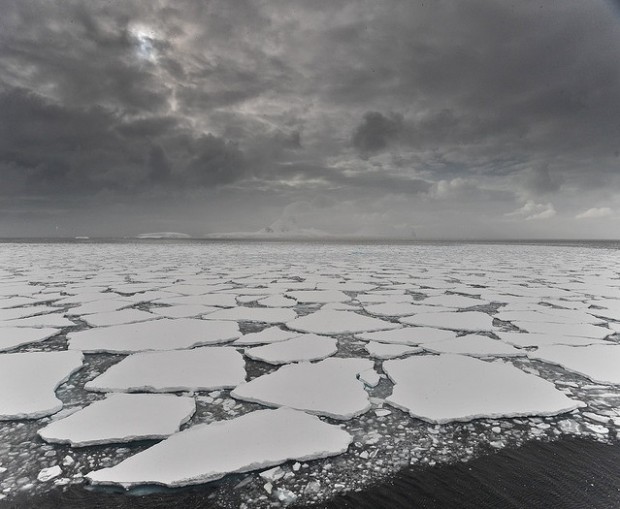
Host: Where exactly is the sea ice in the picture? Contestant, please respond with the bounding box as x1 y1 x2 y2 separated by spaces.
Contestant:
511 321 611 339
154 294 237 308
86 408 352 488
66 299 133 316
203 307 297 324
420 335 524 357
0 351 84 420
258 295 296 308
356 327 457 345
244 335 338 364
82 309 158 327
421 295 488 308
494 309 605 325
528 345 620 385
400 311 495 332
384 354 584 423
149 305 218 318
1 314 75 328
38 394 196 446
0 327 60 352
68 319 240 353
363 303 443 317
0 306 57 321
496 332 610 348
364 341 422 359
286 290 350 303
231 358 374 419
233 327 299 346
287 310 400 335
85 347 246 392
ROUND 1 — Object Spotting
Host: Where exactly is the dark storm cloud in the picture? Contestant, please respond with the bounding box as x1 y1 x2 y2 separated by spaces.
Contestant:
1 0 620 237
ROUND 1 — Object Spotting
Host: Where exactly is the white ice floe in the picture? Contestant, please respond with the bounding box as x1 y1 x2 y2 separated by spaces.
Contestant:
85 347 246 392
1 314 75 328
231 358 374 419
154 294 237 308
363 303 442 317
68 319 240 353
0 327 60 352
86 408 352 488
494 309 605 325
82 309 158 327
356 294 413 304
0 351 84 420
420 335 524 357
203 307 297 324
38 465 62 482
528 344 620 385
287 310 400 335
356 327 457 345
421 295 488 308
233 327 299 346
149 305 218 318
511 321 611 339
400 311 495 332
384 354 584 423
38 394 196 446
364 341 422 359
286 290 350 304
496 331 611 348
66 299 133 316
245 335 338 364
257 295 296 308
0 306 57 321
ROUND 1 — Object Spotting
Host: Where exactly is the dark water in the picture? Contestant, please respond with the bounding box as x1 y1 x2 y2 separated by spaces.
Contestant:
3 437 620 509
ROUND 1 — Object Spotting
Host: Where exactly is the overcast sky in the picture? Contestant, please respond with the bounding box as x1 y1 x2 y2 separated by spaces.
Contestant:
2 0 620 238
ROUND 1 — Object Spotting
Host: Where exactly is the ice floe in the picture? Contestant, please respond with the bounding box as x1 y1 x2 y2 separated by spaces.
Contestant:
400 311 495 332
232 358 373 419
496 331 611 348
66 299 133 316
203 307 297 324
0 351 84 420
86 408 352 488
286 290 350 304
233 327 299 346
0 327 60 352
363 303 442 317
81 309 158 327
287 310 400 335
1 314 75 328
421 295 488 308
85 347 246 392
149 304 218 318
38 394 196 446
244 335 338 364
356 327 457 345
384 354 584 423
528 344 620 385
420 335 524 357
511 321 611 339
364 341 422 359
68 319 240 353
258 295 296 308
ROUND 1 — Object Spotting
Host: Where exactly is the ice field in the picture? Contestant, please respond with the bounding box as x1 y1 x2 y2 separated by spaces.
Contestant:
0 240 619 507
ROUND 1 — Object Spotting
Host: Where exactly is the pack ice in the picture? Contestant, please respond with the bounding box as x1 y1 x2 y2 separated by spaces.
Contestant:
86 408 352 488
287 310 400 335
244 335 338 364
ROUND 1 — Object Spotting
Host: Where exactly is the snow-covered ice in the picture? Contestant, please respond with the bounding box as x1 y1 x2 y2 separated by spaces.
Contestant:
363 303 443 317
0 314 75 328
258 295 296 307
384 354 584 423
245 335 338 364
496 331 611 348
421 335 525 357
232 358 374 419
287 310 400 335
85 347 246 392
511 321 611 339
66 299 133 316
356 327 457 345
233 327 299 346
0 327 60 352
421 295 488 308
68 319 240 353
528 344 620 385
364 341 422 359
149 304 218 318
86 408 352 488
81 309 158 327
400 311 495 332
203 307 297 324
286 290 350 304
38 394 196 446
0 351 84 420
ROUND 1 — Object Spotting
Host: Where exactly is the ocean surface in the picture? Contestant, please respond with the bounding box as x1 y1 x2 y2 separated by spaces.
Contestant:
0 239 618 509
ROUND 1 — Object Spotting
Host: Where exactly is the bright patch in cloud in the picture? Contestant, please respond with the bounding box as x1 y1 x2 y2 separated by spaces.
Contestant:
506 201 556 221
575 207 612 219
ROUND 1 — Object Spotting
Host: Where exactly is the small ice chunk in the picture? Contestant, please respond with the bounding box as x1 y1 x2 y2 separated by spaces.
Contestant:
82 309 158 327
0 351 84 420
400 311 495 332
85 347 246 392
421 335 524 357
528 344 620 385
0 327 59 352
384 354 584 423
86 408 352 488
203 307 297 324
357 368 381 387
364 341 422 359
233 327 300 346
38 465 62 482
232 358 374 420
287 310 400 335
68 319 240 353
38 394 196 446
356 327 456 345
245 335 337 364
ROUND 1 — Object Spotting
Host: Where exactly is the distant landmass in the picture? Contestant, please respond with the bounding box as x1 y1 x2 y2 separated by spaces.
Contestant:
136 232 192 239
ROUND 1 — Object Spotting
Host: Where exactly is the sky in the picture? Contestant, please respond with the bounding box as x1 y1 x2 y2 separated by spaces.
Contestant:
1 0 620 239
